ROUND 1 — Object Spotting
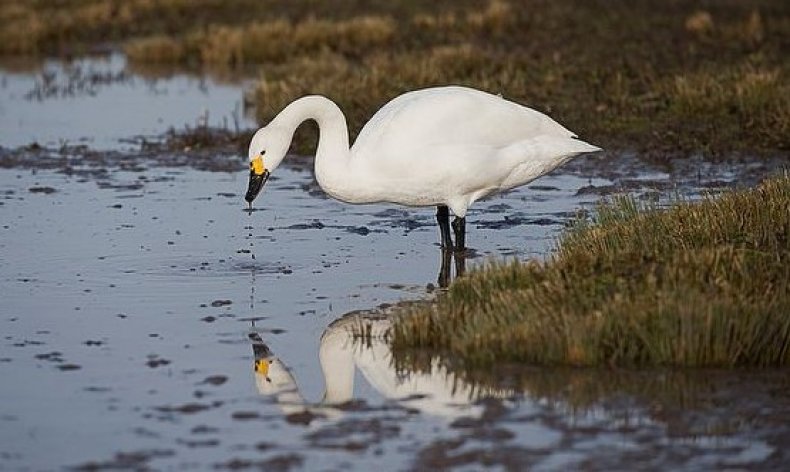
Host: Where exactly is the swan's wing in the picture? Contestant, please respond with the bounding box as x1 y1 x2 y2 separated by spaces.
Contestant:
351 86 576 160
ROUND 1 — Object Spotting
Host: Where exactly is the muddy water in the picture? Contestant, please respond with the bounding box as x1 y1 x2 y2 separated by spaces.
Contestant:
1 57 789 470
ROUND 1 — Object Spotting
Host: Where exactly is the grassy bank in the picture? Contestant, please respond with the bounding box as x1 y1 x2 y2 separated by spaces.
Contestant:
391 174 790 368
1 0 788 155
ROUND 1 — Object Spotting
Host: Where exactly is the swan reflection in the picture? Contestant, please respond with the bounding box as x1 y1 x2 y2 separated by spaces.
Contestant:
248 315 786 465
249 311 497 421
438 247 466 288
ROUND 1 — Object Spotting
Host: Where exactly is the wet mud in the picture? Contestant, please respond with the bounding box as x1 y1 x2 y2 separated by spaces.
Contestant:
1 56 789 471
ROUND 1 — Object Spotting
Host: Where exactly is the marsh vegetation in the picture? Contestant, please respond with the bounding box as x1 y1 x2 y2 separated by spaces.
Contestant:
392 174 790 368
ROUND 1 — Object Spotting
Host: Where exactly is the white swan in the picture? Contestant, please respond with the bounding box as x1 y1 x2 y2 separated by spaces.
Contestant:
251 313 509 420
245 86 601 250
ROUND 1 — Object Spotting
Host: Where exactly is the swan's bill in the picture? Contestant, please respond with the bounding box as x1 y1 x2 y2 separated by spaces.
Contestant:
245 155 270 204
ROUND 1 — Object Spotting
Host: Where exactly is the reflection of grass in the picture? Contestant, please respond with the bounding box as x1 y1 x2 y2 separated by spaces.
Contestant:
421 365 790 437
392 174 790 368
1 0 788 155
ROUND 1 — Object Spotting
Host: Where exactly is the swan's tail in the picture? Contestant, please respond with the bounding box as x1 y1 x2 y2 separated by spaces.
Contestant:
498 135 602 189
570 138 602 154
502 135 602 164
547 136 602 155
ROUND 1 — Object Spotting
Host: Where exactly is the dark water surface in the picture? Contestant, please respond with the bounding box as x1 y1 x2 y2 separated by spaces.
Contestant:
1 57 789 471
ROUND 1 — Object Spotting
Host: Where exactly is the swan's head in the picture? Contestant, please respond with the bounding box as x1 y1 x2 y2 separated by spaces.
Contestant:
245 126 289 204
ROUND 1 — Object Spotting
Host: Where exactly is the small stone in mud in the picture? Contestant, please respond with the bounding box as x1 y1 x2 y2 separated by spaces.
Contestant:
218 455 304 471
201 375 227 386
287 220 325 230
487 203 513 212
177 438 220 448
210 300 232 307
576 184 617 196
255 442 274 451
238 316 267 322
286 410 322 425
28 186 57 194
57 363 82 371
536 218 561 226
83 340 104 346
155 403 212 414
35 351 63 362
346 226 370 235
529 185 560 191
146 357 171 368
191 425 219 435
231 411 260 420
201 316 216 323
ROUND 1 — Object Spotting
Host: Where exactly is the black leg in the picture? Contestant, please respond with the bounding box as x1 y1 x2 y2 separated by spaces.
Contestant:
451 216 466 252
454 250 466 278
436 205 453 249
438 247 452 288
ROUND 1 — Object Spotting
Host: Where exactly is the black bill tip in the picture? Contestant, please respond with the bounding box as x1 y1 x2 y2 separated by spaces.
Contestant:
245 170 270 204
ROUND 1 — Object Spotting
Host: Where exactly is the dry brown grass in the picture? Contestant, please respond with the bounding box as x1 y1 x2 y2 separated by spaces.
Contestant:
124 15 395 66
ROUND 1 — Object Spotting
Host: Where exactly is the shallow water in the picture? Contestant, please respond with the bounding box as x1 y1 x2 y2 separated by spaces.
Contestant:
1 56 789 471
0 53 255 150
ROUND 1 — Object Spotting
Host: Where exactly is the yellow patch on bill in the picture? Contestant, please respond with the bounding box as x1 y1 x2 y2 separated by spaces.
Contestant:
254 359 270 375
251 155 265 175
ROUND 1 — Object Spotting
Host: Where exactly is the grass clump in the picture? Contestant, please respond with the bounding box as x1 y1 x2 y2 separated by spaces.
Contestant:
125 15 396 66
391 174 790 368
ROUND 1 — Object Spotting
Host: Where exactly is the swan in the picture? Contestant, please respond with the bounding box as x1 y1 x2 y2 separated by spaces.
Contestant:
250 313 510 420
245 86 601 250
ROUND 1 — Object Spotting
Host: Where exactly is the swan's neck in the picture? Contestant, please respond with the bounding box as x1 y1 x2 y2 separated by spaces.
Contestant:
319 330 355 404
271 96 353 200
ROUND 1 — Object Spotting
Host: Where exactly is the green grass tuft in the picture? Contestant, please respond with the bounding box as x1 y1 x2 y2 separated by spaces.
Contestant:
391 174 790 368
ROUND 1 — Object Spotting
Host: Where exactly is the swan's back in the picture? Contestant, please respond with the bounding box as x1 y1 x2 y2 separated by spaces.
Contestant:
351 86 576 158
